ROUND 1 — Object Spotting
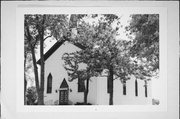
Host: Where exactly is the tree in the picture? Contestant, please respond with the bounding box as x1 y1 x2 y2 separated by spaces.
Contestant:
124 14 159 95
25 14 87 105
24 36 32 104
90 23 132 105
24 17 40 104
62 50 103 104
24 52 34 105
62 14 101 104
126 14 159 72
63 14 132 105
24 14 69 105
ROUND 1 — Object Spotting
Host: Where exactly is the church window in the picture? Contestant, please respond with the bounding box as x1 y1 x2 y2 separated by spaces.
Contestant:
78 77 85 92
47 73 52 93
123 80 126 95
144 80 148 97
135 79 138 96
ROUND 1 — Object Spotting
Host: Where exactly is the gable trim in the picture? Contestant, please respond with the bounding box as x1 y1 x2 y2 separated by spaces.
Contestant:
37 37 85 64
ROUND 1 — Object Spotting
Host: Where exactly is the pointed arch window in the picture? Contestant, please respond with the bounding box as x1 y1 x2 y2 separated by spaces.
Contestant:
47 73 52 93
144 80 148 97
135 79 138 96
123 80 126 95
78 77 85 92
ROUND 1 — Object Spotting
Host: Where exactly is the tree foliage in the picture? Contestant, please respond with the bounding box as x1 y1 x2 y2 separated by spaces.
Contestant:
24 14 69 105
75 14 132 81
25 14 88 105
126 14 159 72
26 86 38 105
63 14 132 105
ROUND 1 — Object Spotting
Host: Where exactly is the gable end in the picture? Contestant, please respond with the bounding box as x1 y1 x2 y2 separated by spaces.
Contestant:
37 38 86 65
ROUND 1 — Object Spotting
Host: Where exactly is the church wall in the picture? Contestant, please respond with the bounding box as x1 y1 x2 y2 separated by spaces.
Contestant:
96 76 152 105
44 41 87 105
87 77 98 105
42 41 152 105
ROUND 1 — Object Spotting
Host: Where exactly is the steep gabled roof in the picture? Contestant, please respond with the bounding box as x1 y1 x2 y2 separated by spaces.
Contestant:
60 78 69 88
37 38 85 64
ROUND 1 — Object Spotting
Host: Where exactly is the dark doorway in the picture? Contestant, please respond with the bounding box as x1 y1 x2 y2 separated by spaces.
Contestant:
59 78 69 105
59 89 68 105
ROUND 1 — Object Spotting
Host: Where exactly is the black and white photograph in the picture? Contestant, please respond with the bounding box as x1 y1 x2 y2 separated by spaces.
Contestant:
24 13 160 105
1 1 179 119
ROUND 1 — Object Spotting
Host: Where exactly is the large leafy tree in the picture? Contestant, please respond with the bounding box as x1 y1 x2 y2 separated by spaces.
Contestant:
62 14 99 104
63 14 132 105
126 14 159 72
24 14 68 105
62 51 102 104
125 14 159 89
89 21 132 105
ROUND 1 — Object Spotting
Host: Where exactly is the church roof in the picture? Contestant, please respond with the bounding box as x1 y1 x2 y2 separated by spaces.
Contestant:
37 37 85 64
60 78 69 88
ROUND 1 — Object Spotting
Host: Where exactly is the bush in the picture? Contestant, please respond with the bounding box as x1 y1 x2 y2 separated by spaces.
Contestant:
26 86 38 105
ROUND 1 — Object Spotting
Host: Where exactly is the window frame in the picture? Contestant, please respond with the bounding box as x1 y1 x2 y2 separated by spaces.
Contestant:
78 77 85 92
123 80 126 95
47 73 52 94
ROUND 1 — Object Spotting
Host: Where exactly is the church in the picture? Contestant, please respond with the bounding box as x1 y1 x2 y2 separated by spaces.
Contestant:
37 39 152 105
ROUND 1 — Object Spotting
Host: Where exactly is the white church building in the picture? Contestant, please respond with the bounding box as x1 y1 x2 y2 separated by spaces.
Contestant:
37 39 152 105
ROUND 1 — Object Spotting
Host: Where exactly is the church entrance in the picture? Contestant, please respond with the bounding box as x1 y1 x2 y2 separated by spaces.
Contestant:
59 78 69 105
59 89 68 105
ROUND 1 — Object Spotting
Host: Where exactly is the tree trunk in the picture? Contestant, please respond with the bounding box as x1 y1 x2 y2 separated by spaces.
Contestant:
38 15 46 105
38 36 45 105
30 45 40 95
24 53 27 105
38 90 44 105
24 78 27 105
84 77 90 104
30 45 42 104
108 65 114 105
